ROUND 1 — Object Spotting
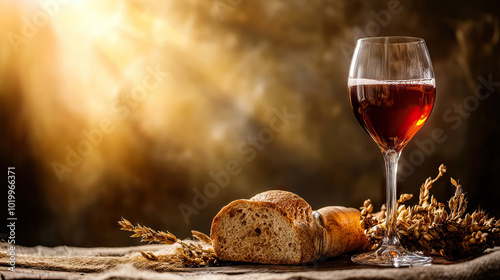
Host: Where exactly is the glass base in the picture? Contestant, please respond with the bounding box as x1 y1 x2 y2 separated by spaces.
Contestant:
351 244 433 267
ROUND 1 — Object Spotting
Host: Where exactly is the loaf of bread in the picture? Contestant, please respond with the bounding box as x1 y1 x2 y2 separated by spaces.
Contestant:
210 190 371 264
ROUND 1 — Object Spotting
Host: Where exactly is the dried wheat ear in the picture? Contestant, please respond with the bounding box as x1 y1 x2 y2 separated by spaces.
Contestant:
118 218 218 267
360 164 500 260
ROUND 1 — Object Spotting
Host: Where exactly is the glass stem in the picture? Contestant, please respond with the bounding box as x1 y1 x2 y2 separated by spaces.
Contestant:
383 149 401 246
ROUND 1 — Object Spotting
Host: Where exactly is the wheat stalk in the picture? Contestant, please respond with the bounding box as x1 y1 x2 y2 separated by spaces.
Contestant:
118 218 218 266
118 218 177 245
360 164 500 260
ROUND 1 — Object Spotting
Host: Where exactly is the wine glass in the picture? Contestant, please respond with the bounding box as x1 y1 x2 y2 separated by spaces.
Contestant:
348 36 435 267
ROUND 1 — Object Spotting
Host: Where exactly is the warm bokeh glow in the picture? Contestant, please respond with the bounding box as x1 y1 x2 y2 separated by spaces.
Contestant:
1 0 499 246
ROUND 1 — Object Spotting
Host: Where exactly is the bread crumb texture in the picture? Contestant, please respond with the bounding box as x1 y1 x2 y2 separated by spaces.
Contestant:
211 200 301 264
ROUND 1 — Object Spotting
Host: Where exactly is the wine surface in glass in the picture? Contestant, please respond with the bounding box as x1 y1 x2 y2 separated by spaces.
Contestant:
349 79 435 153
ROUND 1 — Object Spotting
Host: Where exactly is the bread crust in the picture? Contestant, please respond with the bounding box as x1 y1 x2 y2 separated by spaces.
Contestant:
250 191 313 224
316 206 371 258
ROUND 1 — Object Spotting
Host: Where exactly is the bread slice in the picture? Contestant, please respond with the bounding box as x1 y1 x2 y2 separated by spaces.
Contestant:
210 191 323 264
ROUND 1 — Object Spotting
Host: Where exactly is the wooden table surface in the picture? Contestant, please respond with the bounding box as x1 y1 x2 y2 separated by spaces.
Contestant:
1 253 493 280
1 245 499 280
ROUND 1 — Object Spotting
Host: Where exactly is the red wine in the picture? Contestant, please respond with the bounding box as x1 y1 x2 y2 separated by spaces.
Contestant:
349 79 435 153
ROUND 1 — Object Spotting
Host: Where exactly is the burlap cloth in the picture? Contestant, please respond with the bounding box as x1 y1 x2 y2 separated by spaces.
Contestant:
1 242 500 279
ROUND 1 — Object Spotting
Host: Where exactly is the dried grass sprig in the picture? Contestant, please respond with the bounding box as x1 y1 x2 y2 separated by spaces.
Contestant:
360 164 500 260
118 218 218 267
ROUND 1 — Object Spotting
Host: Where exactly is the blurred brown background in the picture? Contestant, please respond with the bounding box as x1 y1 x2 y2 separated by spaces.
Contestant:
1 0 499 247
